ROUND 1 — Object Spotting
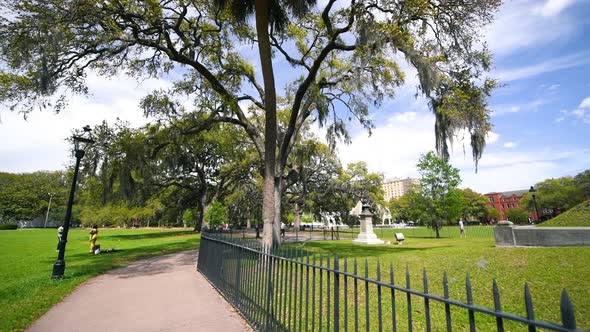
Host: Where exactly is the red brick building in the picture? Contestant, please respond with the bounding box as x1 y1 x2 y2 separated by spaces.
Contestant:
484 189 534 221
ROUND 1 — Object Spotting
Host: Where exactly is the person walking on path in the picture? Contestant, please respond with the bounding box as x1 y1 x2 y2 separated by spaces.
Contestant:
459 218 466 238
89 225 98 253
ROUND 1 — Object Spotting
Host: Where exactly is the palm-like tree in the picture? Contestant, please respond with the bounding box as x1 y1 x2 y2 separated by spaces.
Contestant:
214 0 317 246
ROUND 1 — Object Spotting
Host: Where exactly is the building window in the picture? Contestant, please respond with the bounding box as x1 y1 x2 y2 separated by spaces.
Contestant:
501 204 505 209
489 197 494 203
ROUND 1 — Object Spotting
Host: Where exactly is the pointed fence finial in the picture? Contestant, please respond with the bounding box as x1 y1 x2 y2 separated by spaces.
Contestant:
560 288 576 329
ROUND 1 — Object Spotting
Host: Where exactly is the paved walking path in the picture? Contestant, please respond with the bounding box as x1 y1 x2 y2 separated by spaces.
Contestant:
28 250 251 332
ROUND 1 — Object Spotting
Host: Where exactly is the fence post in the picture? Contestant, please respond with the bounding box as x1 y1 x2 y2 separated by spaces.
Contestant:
560 289 577 329
334 255 340 332
197 232 580 332
264 245 274 330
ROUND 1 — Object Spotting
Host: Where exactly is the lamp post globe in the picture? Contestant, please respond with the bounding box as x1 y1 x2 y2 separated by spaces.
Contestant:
52 127 94 279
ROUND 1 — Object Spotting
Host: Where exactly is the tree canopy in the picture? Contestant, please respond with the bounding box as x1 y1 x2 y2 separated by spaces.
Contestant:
0 171 68 223
1 0 502 245
412 151 462 237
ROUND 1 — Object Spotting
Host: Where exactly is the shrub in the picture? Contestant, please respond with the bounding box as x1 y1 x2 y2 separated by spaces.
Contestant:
0 223 18 230
205 200 228 228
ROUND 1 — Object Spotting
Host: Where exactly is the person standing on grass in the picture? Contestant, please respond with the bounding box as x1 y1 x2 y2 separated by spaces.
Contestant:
89 225 98 253
459 218 465 238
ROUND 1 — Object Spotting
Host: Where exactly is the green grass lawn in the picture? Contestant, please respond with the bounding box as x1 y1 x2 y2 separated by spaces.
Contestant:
539 200 590 227
283 236 590 330
0 228 200 332
299 225 495 241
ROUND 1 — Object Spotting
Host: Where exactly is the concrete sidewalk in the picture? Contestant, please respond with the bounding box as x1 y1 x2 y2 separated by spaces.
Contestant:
28 251 251 332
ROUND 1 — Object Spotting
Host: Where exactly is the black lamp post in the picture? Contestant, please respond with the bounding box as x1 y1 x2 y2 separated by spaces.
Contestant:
529 186 540 222
52 127 94 279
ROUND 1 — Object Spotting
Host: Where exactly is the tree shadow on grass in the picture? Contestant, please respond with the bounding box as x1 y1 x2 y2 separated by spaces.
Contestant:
106 250 197 278
103 230 195 240
283 242 452 259
63 240 199 279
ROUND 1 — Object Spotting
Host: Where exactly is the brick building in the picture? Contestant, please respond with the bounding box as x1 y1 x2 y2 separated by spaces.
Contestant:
484 189 532 221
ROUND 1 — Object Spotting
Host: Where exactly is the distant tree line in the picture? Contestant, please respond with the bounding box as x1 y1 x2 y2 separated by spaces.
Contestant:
0 119 383 230
388 157 590 230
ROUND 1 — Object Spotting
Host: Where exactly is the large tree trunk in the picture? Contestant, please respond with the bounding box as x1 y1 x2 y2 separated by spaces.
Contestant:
293 203 302 230
273 181 282 243
194 191 209 232
255 0 279 247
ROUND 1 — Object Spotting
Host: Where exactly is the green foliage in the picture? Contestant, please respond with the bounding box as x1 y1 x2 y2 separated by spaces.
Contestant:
0 0 501 246
309 161 384 226
487 206 500 220
80 205 155 228
182 209 197 228
388 194 412 222
521 177 585 214
460 188 490 221
0 171 68 222
505 208 529 224
205 200 228 228
412 151 462 237
0 223 18 230
538 200 590 227
574 169 590 198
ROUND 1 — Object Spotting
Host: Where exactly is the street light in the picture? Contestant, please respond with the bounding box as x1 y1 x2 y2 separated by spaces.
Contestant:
52 127 94 279
44 193 56 228
529 186 540 222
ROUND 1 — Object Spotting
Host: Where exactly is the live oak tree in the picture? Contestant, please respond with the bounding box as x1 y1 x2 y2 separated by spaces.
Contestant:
313 161 384 226
0 0 501 246
284 137 340 230
144 120 258 231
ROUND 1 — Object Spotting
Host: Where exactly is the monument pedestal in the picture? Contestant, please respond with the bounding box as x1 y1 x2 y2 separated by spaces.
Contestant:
352 204 385 245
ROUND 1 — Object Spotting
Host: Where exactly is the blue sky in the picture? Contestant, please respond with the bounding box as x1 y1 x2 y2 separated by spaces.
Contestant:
0 0 589 194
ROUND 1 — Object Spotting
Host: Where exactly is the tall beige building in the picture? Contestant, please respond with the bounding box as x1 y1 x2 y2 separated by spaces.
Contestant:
383 177 420 202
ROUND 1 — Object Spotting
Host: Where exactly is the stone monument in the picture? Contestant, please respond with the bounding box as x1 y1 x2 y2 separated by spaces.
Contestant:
352 202 385 245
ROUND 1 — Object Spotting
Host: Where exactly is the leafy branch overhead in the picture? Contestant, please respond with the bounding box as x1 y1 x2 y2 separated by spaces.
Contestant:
1 0 500 168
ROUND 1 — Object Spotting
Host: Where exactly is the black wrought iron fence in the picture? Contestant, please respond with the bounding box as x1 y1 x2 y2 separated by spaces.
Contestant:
197 232 582 332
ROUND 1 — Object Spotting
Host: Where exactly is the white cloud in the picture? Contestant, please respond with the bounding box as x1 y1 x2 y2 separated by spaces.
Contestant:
332 105 589 194
455 147 590 193
486 132 500 144
495 52 590 82
535 0 576 17
484 0 578 57
503 142 518 148
492 98 549 116
336 111 434 178
335 111 502 190
578 96 590 109
556 96 590 124
0 73 170 173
